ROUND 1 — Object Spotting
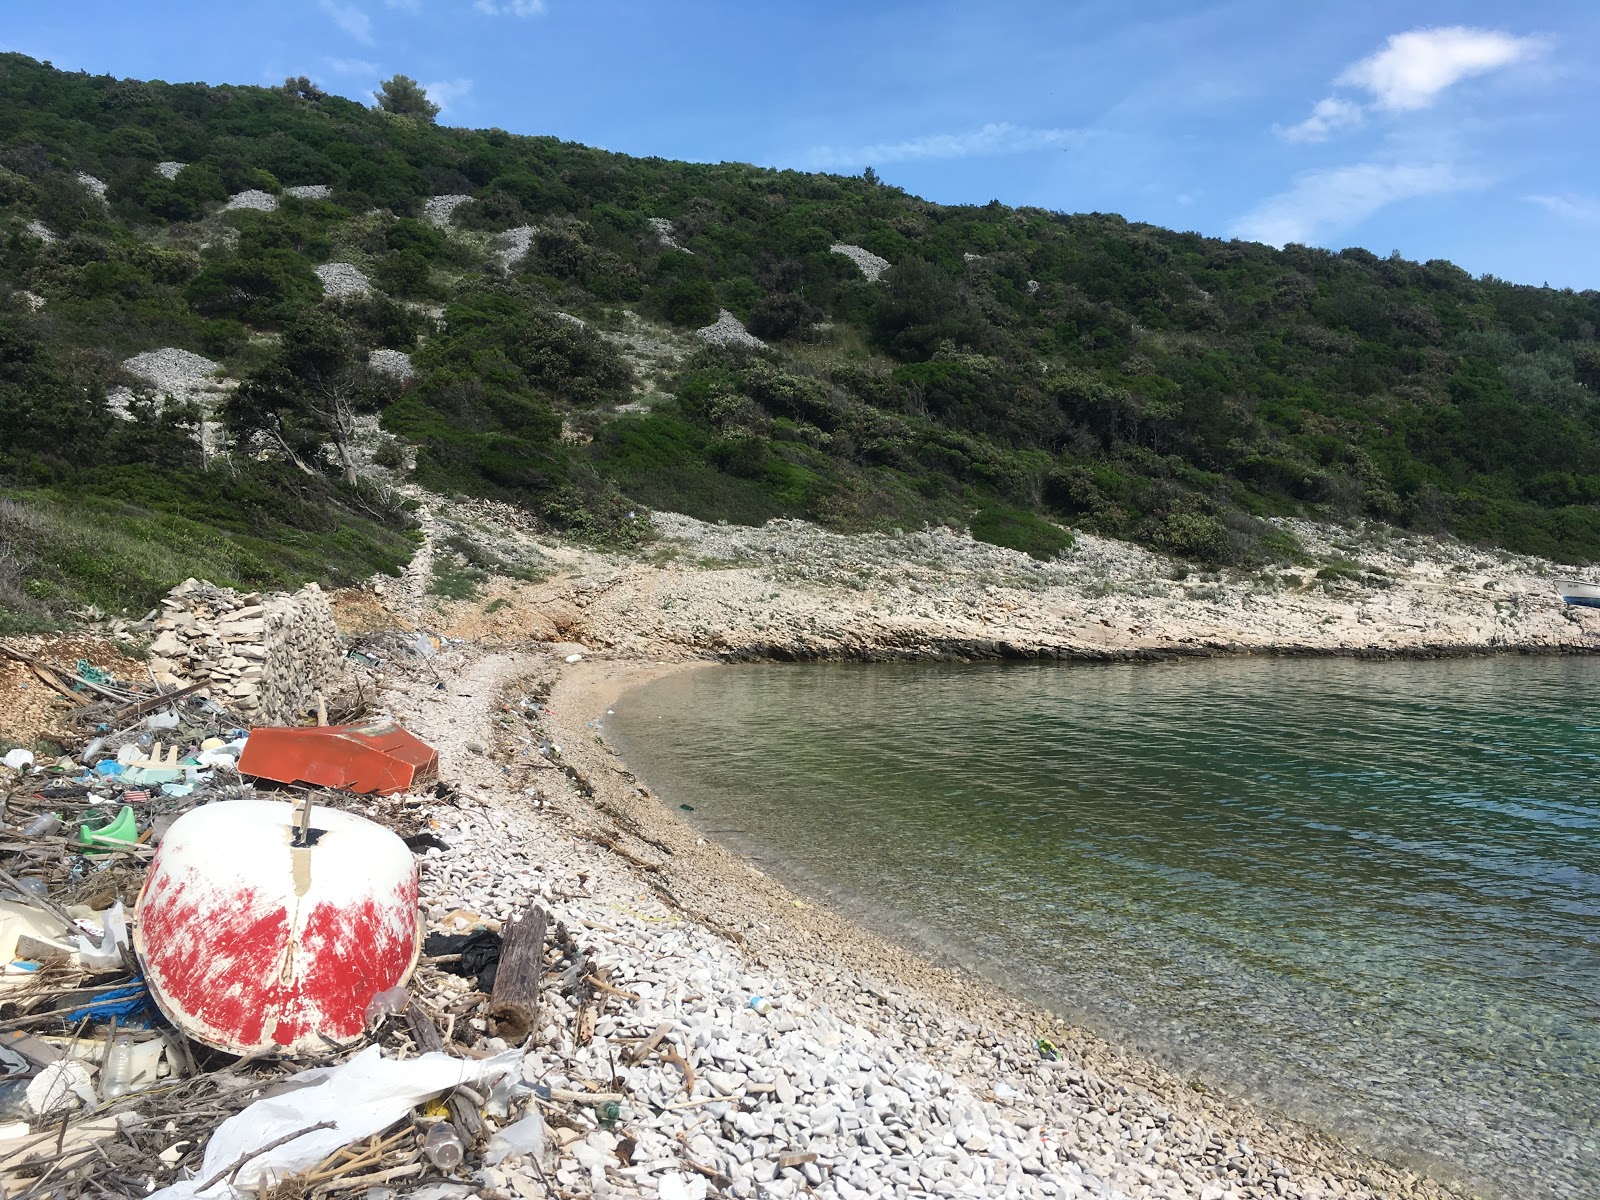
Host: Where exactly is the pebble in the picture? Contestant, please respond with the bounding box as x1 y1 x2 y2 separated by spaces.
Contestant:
830 243 890 282
223 189 278 212
315 261 372 298
696 309 765 351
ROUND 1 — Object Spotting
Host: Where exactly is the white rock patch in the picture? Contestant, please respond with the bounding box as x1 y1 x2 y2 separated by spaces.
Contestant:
490 225 537 270
155 161 186 180
223 189 278 213
110 349 234 456
76 172 107 201
649 216 690 253
830 243 890 282
18 291 45 312
696 309 766 351
422 194 472 228
367 348 415 378
284 184 331 200
315 261 372 298
24 220 55 244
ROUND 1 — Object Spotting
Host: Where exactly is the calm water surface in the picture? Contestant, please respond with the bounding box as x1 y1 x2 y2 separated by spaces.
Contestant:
610 657 1600 1199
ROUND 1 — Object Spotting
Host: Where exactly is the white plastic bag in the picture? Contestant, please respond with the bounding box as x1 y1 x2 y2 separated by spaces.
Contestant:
483 1112 545 1165
150 1046 521 1199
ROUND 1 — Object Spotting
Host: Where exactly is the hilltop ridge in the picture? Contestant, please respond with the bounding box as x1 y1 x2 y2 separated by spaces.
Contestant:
2 52 1599 630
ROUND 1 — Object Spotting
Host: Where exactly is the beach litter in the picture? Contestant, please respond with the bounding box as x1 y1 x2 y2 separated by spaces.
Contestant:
237 719 439 794
135 798 420 1054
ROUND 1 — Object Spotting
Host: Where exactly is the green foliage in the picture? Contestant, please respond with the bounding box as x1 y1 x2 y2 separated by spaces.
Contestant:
373 75 439 122
970 505 1073 560
0 468 414 631
3 49 1600 573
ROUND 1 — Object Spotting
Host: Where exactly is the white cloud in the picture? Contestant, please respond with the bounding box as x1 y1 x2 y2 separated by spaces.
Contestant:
1278 97 1365 144
1233 162 1477 246
319 0 374 44
474 0 546 15
423 78 473 114
1338 27 1546 111
1528 193 1600 224
805 123 1089 170
1277 27 1547 144
323 56 379 76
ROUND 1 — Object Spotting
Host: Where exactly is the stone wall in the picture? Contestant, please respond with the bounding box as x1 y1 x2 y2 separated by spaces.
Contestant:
148 579 348 724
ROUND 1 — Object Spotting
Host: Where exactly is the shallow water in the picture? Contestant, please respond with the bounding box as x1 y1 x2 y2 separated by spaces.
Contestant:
610 657 1600 1198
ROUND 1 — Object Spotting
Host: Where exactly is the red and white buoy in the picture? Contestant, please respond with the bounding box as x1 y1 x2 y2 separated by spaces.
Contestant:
134 799 420 1055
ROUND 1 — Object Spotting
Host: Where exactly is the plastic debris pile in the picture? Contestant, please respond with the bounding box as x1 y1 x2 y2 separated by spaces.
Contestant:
0 639 565 1199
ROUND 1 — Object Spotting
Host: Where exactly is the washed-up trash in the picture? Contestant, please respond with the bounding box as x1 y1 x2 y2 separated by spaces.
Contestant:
79 805 137 852
1 750 32 773
24 1060 95 1115
237 719 438 795
99 1034 163 1098
67 978 154 1025
148 1046 520 1200
20 813 60 838
74 902 131 972
422 1119 463 1169
135 799 420 1054
484 1111 546 1164
564 653 583 664
423 928 503 991
144 709 180 730
93 759 123 777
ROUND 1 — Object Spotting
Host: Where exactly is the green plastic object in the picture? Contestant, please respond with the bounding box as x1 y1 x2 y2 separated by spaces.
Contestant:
79 805 137 853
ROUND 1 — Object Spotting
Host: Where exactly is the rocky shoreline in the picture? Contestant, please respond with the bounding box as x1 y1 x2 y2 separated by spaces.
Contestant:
333 504 1600 1198
366 623 1474 1200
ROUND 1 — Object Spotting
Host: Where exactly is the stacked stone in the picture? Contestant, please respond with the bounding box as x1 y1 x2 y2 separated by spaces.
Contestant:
147 579 348 723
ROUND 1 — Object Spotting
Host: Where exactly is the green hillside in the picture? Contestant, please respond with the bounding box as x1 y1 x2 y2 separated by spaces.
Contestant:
3 53 1599 628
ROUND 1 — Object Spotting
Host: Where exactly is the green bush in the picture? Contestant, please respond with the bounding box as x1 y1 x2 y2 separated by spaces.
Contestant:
970 505 1073 560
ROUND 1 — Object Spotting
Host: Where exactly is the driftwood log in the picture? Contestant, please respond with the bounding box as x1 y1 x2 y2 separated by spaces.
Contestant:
487 901 548 1044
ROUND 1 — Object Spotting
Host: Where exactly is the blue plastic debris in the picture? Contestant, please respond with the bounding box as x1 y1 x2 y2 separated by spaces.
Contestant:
67 978 155 1026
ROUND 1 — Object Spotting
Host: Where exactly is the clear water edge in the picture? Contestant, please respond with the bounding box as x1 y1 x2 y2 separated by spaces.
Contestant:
609 657 1600 1200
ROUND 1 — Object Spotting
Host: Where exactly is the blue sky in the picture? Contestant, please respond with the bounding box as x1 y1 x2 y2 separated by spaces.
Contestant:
9 1 1599 288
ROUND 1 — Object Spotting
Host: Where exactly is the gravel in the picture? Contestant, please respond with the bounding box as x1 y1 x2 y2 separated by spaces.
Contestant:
490 225 537 269
223 189 278 213
111 348 232 436
650 216 690 253
830 243 890 282
368 347 415 378
284 184 331 200
423 194 472 227
24 220 55 244
155 161 186 180
76 172 107 201
315 261 372 298
697 309 766 351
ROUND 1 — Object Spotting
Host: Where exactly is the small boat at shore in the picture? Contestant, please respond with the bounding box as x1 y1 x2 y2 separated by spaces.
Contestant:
1555 580 1600 608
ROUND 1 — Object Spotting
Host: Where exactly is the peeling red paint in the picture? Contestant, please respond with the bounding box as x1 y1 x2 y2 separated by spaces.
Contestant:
134 800 420 1054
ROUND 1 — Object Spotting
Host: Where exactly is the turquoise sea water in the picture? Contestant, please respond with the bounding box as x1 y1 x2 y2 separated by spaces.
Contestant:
610 657 1600 1199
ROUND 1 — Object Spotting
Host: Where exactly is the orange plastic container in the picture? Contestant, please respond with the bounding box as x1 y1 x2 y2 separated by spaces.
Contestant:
237 719 439 796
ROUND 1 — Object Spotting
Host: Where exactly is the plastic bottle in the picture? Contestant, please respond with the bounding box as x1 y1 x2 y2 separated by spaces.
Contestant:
422 1121 463 1171
101 1037 135 1100
20 814 60 838
363 985 409 1027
